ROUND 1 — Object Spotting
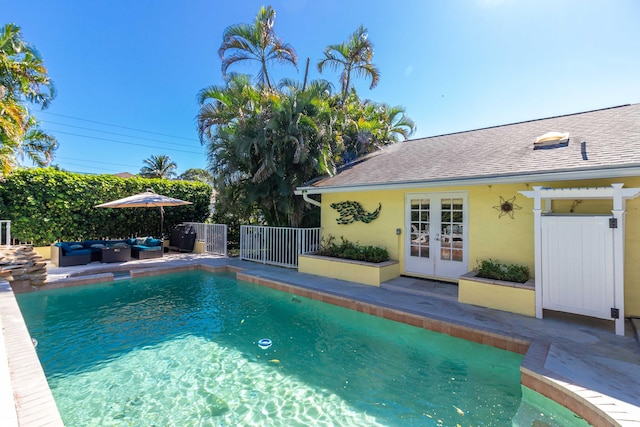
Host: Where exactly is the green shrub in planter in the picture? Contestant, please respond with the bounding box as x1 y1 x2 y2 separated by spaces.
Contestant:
476 259 529 283
317 235 389 263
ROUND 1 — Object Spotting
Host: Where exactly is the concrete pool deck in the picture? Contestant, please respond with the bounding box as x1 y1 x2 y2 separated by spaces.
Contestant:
2 253 640 426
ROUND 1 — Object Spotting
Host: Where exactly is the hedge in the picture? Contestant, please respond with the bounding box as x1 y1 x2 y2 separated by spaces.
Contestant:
0 168 212 246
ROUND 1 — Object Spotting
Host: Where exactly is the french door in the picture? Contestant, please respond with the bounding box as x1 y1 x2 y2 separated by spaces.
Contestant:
405 193 468 280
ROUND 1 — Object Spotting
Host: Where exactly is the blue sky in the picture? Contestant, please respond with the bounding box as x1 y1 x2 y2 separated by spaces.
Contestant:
5 0 639 175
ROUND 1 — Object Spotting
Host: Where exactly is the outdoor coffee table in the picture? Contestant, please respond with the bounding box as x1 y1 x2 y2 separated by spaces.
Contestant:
100 246 131 263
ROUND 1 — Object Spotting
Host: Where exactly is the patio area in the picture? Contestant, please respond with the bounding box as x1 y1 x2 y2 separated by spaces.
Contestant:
2 253 640 426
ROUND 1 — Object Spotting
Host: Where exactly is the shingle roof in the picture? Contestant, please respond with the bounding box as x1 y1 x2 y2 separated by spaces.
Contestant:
303 104 640 191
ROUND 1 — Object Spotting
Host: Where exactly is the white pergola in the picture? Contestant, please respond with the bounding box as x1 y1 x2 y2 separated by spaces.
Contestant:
520 183 640 336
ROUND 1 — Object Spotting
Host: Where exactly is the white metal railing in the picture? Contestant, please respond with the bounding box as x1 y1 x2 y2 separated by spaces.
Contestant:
184 223 227 256
239 225 321 268
0 220 10 247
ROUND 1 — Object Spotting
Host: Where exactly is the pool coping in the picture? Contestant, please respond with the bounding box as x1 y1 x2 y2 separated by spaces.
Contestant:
2 260 638 426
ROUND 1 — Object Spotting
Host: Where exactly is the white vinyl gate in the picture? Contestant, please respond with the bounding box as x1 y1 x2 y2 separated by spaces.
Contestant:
520 183 640 336
541 215 614 320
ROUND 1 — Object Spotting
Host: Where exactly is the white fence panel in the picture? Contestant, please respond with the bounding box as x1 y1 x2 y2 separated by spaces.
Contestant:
0 220 10 247
239 225 321 268
183 223 228 256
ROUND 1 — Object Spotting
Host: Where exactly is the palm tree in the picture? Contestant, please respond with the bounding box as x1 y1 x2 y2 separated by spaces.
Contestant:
317 25 380 102
382 104 417 142
197 71 337 227
139 154 178 179
196 73 261 142
0 23 57 175
218 5 297 90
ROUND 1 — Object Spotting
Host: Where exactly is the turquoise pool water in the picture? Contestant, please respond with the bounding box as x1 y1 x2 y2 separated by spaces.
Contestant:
17 271 588 426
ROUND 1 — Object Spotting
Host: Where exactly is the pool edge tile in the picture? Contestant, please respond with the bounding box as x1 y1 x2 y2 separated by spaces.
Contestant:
1 281 64 427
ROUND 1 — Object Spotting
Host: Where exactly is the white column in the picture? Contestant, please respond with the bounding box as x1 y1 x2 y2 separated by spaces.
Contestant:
531 187 544 319
611 184 626 336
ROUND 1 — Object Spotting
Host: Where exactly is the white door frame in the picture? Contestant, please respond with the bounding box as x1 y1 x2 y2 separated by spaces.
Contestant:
520 183 640 336
404 192 469 281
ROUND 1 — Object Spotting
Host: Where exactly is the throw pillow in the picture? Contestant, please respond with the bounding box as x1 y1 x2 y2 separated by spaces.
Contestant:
145 237 162 247
70 244 84 250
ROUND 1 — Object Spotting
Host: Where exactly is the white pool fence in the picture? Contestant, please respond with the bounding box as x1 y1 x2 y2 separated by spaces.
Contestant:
239 225 321 268
183 223 228 256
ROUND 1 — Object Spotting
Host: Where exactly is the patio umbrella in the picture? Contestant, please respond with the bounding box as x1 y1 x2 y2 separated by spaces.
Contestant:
95 189 192 237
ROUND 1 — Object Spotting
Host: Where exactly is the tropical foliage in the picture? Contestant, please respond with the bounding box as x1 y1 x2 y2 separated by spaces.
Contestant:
0 23 57 175
218 5 297 90
139 154 178 179
197 6 416 228
317 25 380 102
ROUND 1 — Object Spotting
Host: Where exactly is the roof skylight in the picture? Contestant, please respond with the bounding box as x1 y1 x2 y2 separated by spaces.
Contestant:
534 132 570 150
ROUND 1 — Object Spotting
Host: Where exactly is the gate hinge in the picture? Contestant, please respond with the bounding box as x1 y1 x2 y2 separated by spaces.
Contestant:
609 218 618 228
611 308 620 319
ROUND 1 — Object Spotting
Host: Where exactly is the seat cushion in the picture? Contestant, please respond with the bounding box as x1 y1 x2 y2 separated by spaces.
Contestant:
133 245 162 252
144 237 163 247
83 239 106 248
66 249 92 257
57 242 85 255
109 241 129 248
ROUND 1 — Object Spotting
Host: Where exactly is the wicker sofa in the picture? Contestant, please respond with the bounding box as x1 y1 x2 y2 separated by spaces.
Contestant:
51 239 130 267
51 242 92 267
51 236 163 266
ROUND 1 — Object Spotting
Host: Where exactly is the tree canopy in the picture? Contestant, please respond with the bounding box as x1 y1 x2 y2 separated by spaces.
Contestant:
318 25 380 102
218 5 297 90
178 168 213 184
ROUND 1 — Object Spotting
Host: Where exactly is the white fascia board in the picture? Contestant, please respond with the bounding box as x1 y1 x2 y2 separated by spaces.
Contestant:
294 166 640 195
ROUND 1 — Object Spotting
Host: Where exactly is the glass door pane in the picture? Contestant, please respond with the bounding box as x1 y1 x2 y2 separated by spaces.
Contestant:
410 199 430 259
440 198 464 262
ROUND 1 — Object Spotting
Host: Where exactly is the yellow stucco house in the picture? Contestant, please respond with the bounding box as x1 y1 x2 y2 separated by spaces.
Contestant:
295 104 640 335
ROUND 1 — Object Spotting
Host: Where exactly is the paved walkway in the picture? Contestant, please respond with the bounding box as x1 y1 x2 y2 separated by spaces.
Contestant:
2 254 640 426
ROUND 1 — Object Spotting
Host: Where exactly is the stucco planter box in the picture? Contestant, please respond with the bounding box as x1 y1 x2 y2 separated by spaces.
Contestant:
458 271 535 316
298 254 400 287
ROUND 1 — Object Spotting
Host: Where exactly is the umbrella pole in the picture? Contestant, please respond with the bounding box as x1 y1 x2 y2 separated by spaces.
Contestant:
160 206 164 238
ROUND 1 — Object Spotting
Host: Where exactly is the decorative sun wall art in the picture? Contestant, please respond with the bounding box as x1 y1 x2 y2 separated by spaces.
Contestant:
493 196 522 219
330 201 382 224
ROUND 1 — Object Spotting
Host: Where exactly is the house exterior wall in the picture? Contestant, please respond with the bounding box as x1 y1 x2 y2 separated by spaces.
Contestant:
318 177 640 316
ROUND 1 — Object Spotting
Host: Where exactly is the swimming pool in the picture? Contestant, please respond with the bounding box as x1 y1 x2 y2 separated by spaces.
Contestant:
17 271 588 426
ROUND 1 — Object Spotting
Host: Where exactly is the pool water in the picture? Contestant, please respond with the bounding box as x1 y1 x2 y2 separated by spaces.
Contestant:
17 271 589 426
